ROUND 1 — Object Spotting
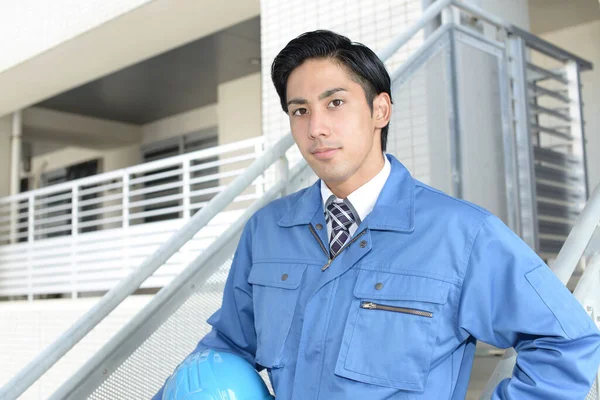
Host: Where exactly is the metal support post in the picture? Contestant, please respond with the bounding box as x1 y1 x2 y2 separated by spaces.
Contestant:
565 60 589 199
508 36 539 252
182 160 191 220
71 186 79 299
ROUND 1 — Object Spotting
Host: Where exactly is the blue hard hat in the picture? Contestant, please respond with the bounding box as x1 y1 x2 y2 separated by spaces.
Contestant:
161 349 275 400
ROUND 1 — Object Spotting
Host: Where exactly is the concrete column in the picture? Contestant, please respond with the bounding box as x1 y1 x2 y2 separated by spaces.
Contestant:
0 116 11 198
218 73 261 146
10 111 22 196
9 111 22 243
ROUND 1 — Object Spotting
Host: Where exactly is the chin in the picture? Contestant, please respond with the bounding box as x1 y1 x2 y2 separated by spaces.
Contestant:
307 158 350 182
316 170 349 185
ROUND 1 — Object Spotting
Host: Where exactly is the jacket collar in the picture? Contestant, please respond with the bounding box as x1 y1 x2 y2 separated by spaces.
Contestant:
278 154 415 233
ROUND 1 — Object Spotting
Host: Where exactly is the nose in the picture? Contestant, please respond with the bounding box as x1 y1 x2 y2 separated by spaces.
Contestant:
308 109 330 139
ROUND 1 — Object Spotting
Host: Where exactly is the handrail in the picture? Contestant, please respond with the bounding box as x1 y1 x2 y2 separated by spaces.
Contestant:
479 183 600 399
508 25 593 71
0 2 508 398
377 0 510 63
551 183 600 286
377 0 452 61
49 160 310 399
2 0 595 398
0 134 293 400
0 137 264 204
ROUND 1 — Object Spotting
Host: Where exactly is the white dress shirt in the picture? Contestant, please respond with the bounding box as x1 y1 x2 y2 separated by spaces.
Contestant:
321 154 391 239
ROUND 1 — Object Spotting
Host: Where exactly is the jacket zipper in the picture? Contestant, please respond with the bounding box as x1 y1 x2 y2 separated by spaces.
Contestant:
360 301 433 318
308 225 367 272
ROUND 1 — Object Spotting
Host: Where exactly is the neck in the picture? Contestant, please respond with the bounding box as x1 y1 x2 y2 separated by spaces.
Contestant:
326 153 385 199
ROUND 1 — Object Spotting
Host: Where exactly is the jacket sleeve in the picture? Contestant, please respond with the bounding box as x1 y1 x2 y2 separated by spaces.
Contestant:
152 218 257 400
457 214 600 399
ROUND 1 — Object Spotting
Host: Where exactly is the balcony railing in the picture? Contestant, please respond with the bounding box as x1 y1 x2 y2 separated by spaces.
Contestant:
0 137 265 299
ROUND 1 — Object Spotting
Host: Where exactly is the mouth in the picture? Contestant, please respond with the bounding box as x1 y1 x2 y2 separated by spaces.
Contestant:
312 148 339 160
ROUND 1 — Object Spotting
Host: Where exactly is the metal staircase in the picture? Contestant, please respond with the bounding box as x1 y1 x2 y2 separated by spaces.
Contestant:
0 1 598 399
511 26 591 259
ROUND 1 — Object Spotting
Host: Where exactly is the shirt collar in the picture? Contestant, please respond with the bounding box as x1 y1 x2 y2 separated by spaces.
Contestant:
278 154 415 233
320 154 391 223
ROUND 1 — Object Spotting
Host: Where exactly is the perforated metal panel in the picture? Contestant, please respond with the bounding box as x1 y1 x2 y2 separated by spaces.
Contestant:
88 261 232 400
586 379 598 400
387 34 453 195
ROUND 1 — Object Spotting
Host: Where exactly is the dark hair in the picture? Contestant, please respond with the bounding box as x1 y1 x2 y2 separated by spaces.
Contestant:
271 30 392 152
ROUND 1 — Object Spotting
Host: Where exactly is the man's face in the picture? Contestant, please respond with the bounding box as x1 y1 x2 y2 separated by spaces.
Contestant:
285 58 389 197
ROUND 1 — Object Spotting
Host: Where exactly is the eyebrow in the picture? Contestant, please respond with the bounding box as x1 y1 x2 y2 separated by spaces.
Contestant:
287 87 347 107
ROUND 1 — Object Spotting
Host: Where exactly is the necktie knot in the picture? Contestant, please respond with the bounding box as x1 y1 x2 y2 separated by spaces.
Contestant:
326 201 356 231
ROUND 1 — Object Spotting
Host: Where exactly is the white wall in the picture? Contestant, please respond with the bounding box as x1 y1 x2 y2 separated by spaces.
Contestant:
28 144 141 189
142 104 218 145
529 0 600 35
479 0 530 29
0 0 260 119
540 20 600 193
22 108 142 188
21 102 223 190
104 144 141 171
0 116 11 197
0 0 153 74
218 73 261 145
30 147 100 179
24 107 142 149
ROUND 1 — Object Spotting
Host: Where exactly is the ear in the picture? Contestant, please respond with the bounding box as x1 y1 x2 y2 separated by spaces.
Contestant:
373 92 391 129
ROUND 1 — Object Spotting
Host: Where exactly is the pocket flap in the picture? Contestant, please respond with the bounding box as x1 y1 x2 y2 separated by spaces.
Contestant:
353 269 450 304
248 262 307 289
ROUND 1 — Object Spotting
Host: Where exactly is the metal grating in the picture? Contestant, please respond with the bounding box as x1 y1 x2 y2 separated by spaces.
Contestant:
585 379 600 400
88 260 233 400
586 379 598 400
388 46 450 188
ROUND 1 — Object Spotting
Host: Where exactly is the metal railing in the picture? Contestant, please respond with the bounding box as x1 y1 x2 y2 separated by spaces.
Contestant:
0 133 292 400
0 137 265 299
0 0 597 399
0 137 265 245
508 25 591 258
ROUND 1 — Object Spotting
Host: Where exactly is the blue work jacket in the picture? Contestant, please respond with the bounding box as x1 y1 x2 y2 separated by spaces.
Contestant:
158 155 600 399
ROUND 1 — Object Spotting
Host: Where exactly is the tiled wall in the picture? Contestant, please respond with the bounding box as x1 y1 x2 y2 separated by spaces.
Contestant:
260 0 431 183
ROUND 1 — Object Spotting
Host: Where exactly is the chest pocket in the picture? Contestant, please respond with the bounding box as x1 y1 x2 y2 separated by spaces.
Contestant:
248 262 307 369
335 269 451 392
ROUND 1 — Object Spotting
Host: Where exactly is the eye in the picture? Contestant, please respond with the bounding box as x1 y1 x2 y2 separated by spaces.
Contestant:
292 108 308 116
328 99 344 108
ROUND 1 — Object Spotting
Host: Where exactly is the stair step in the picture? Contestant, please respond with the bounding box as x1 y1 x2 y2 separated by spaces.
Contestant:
528 83 570 103
529 103 572 122
535 180 585 202
537 201 580 220
535 164 583 184
530 124 574 141
526 62 568 84
533 146 580 167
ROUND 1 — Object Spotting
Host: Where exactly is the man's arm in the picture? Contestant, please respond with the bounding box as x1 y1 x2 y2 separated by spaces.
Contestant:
457 215 600 399
152 219 258 399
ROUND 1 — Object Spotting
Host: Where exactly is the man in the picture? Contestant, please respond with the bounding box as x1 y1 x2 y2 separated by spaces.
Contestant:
156 30 600 399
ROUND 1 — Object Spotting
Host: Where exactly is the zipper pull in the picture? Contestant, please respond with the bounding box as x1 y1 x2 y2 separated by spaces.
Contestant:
321 259 332 271
361 302 377 309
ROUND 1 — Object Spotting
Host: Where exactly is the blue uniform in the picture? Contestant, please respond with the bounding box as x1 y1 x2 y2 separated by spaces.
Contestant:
157 155 600 399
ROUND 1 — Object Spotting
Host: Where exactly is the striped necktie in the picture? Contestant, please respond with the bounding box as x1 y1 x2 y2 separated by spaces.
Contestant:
325 201 356 257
